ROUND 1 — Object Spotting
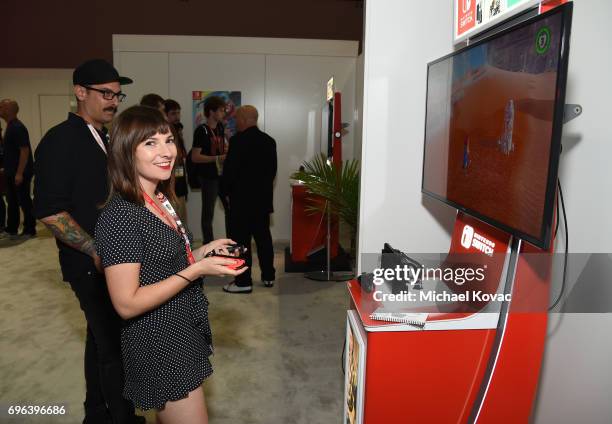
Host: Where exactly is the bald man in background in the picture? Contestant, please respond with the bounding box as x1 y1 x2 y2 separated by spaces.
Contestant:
0 99 35 239
221 105 277 293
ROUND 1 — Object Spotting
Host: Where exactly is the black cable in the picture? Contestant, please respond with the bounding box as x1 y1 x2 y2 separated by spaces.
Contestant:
555 144 562 239
549 179 568 311
554 189 560 238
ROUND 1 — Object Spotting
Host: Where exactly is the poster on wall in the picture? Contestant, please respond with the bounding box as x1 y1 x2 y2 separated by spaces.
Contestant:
344 310 367 424
454 0 539 43
192 91 242 138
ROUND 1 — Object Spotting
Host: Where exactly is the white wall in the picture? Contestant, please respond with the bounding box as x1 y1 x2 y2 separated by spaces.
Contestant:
554 0 612 254
531 1 612 422
358 0 456 263
265 54 357 217
113 35 358 242
115 52 170 104
0 69 73 151
353 53 365 168
359 0 612 422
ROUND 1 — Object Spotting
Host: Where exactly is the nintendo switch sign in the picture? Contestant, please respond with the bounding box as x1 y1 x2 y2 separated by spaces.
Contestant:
454 0 540 43
461 225 496 256
457 0 476 36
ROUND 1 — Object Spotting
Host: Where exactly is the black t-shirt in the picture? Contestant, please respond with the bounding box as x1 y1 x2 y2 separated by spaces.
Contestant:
33 113 109 282
192 123 226 180
3 119 34 176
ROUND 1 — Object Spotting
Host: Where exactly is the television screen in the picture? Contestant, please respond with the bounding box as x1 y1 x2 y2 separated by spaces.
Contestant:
321 100 334 157
422 3 572 249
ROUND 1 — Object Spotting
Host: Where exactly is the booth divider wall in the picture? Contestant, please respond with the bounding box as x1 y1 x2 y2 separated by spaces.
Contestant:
113 35 358 242
358 0 612 422
0 68 74 153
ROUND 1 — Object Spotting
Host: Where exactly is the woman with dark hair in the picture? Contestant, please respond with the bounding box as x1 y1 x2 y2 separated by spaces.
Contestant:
95 105 246 423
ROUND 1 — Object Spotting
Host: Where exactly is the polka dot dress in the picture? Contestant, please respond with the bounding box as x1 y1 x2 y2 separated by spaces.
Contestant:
95 194 213 410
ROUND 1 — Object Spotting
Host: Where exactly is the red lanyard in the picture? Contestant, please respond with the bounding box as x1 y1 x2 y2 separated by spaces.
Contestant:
143 191 196 264
206 125 225 155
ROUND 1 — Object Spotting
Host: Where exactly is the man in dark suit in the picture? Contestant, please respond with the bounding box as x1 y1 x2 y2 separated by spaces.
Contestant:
0 99 35 239
222 105 277 293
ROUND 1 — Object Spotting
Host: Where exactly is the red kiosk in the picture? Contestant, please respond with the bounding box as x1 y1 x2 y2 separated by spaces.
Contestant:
346 213 553 423
344 3 573 423
288 77 348 276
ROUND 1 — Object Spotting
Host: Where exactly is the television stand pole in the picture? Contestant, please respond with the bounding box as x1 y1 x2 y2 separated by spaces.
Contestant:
305 200 354 282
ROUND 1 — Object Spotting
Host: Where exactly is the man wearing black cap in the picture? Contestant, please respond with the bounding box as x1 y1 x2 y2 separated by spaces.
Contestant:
34 59 143 424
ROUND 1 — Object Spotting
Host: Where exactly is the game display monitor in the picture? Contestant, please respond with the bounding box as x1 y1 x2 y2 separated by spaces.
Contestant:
422 3 573 249
321 101 333 157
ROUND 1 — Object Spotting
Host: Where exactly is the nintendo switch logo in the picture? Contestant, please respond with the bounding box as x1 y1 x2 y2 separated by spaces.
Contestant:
461 225 495 256
461 225 474 248
457 0 476 35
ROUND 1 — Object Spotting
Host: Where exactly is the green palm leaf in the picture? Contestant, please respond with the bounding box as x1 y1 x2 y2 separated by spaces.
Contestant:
291 154 360 237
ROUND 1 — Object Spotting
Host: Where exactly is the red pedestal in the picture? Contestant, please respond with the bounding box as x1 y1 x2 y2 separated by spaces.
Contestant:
346 212 552 423
332 92 342 168
289 90 344 265
290 183 338 262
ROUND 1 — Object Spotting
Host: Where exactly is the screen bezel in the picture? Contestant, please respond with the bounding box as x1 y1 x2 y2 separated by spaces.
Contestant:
421 2 573 250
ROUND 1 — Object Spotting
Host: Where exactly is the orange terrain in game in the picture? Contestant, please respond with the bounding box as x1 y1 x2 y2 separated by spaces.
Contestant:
427 66 557 239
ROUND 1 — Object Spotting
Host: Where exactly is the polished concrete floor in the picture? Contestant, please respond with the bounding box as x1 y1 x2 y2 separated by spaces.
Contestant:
0 225 350 423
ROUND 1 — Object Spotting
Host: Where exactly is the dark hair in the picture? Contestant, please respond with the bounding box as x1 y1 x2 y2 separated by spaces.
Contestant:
204 96 226 117
164 99 181 114
107 106 177 206
172 122 187 158
140 93 165 109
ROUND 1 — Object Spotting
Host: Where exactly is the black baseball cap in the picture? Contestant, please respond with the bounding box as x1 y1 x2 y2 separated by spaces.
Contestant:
73 59 133 86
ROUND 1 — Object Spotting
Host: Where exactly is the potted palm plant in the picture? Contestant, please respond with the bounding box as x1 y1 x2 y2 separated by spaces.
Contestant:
291 154 360 256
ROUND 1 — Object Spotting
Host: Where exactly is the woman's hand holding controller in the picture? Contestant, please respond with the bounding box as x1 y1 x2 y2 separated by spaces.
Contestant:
196 238 239 260
194 255 247 277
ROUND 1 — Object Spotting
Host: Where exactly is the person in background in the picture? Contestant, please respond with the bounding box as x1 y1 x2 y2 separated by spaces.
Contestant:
0 125 7 237
96 105 246 424
165 98 182 126
33 59 143 424
140 93 166 119
165 99 188 223
191 96 229 243
0 99 36 239
221 105 277 293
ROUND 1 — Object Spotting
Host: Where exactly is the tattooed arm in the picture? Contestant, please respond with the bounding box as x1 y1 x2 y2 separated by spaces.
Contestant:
40 212 102 272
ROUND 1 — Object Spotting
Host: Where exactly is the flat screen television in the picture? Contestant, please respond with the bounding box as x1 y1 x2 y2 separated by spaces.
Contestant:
321 100 333 157
422 3 573 249
320 76 335 157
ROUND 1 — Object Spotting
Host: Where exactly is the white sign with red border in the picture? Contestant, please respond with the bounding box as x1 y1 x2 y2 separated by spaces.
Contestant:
454 0 541 43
